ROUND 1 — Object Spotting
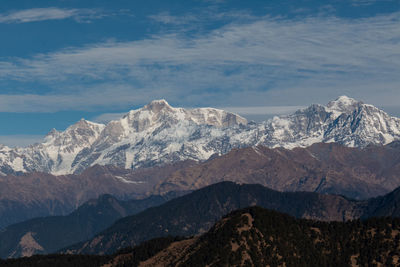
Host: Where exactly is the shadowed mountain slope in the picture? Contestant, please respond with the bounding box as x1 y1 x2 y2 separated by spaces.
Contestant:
62 182 365 255
0 194 173 259
63 181 400 256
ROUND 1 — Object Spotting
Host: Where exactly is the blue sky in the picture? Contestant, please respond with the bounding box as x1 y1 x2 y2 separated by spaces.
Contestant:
0 0 399 146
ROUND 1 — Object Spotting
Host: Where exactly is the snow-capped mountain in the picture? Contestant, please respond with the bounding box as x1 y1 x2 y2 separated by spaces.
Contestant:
257 96 400 148
0 96 399 175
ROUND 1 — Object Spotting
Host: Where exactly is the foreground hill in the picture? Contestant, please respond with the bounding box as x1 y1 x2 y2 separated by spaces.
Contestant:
0 237 183 267
0 96 399 175
135 207 400 267
156 141 400 199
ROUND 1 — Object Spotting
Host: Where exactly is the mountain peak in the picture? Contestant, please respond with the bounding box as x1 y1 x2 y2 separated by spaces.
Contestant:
74 118 89 127
46 128 59 136
326 95 361 113
143 99 172 113
149 99 169 105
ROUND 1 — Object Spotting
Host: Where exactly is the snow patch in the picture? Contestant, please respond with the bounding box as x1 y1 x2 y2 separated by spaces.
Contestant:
114 176 145 184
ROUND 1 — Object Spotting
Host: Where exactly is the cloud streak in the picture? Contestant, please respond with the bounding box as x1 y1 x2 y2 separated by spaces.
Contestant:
0 135 44 147
0 11 399 111
92 112 127 123
222 106 306 115
0 7 104 23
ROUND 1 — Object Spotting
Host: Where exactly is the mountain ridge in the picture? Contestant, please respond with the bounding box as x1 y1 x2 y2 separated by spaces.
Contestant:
136 206 400 267
154 141 400 200
61 181 400 256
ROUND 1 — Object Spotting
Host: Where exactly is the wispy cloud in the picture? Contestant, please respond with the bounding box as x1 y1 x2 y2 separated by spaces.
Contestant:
0 7 104 24
0 84 158 112
222 106 306 115
351 0 397 7
148 10 255 26
0 11 399 111
0 135 44 147
351 0 378 6
148 12 200 25
92 112 127 123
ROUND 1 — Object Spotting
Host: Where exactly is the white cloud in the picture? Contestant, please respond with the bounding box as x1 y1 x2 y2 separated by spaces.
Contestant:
222 106 306 115
148 10 255 26
0 83 160 112
0 8 104 24
148 12 200 25
0 135 44 147
351 0 379 6
92 112 127 123
0 12 399 111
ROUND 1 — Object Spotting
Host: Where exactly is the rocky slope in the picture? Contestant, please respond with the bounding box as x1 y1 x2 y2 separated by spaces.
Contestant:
0 96 399 175
155 141 400 200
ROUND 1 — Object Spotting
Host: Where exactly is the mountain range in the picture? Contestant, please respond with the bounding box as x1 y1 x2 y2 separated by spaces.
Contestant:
0 96 399 176
1 139 400 230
